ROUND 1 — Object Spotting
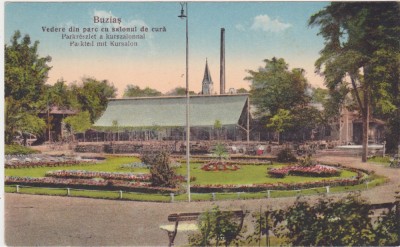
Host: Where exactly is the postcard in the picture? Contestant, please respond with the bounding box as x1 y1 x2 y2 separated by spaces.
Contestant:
3 1 399 246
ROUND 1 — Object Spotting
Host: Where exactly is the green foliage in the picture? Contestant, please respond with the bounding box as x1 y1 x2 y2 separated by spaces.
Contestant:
188 206 246 247
267 109 293 143
72 78 117 122
5 144 40 155
309 2 400 160
214 119 223 140
236 88 248 94
43 80 80 110
4 31 52 144
246 57 324 141
276 148 297 163
311 87 329 104
246 57 310 118
374 209 400 246
298 154 314 167
270 193 376 246
63 111 92 133
166 86 196 96
212 143 229 161
123 84 162 97
141 150 178 188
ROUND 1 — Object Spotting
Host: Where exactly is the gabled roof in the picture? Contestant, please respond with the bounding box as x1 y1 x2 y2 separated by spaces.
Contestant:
94 94 248 128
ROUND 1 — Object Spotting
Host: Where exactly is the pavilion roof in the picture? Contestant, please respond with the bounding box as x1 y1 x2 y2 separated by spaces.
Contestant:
94 94 248 129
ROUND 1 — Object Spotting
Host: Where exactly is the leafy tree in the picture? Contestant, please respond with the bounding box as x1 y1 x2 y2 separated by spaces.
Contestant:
212 143 229 161
236 88 248 94
43 79 79 110
166 86 196 96
214 119 222 140
311 87 328 104
246 57 310 118
72 77 117 122
246 57 320 141
123 84 162 97
4 31 52 144
309 2 400 161
63 111 92 141
267 109 293 144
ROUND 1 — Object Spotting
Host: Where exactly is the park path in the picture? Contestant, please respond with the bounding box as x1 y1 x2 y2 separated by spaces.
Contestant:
4 156 400 246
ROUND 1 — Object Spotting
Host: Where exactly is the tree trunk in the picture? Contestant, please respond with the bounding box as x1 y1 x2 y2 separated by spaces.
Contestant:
361 89 369 162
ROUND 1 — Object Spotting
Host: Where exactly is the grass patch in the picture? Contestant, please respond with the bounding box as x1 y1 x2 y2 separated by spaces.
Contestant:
175 163 358 185
11 186 68 196
5 156 143 177
5 156 384 202
368 156 391 165
5 144 40 155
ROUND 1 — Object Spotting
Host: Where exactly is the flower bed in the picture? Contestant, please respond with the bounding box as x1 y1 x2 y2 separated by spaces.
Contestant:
5 176 108 187
45 170 152 182
109 180 178 193
191 178 363 193
268 164 341 178
5 176 179 194
201 161 240 171
45 170 188 183
5 160 94 169
120 162 150 169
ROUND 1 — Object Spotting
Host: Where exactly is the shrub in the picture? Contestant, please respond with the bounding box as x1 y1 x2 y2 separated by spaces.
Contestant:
299 154 313 167
188 206 245 246
277 148 297 163
141 150 178 188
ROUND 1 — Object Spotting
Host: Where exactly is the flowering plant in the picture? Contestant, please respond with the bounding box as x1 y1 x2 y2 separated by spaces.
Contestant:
45 170 152 182
268 164 340 178
201 161 240 171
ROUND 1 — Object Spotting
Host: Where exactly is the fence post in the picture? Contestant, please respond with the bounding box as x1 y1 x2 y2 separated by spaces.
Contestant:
326 186 330 194
67 188 70 196
366 181 369 189
212 192 216 201
119 190 123 199
237 192 241 199
267 190 271 198
170 193 174 203
16 185 20 193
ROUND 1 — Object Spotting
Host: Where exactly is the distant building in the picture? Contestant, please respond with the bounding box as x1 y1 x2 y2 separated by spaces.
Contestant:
38 106 77 142
336 108 385 145
201 59 214 95
93 94 250 141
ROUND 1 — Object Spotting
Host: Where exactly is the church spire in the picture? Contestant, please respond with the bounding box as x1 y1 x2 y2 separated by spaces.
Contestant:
202 58 213 95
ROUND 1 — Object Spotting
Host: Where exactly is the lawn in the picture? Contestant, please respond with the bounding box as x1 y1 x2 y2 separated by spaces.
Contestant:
6 155 378 202
5 156 146 177
175 163 358 185
6 156 359 186
368 156 391 165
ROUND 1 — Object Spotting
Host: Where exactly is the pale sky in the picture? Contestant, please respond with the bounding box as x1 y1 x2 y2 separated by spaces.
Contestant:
4 1 329 97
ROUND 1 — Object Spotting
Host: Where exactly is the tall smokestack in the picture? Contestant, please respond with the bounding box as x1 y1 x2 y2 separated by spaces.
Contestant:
220 28 225 94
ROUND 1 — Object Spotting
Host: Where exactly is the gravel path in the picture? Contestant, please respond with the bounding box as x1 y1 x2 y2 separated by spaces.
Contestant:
4 156 400 246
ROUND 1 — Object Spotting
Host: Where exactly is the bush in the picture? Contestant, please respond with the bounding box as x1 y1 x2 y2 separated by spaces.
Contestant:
188 206 245 246
5 144 40 155
141 150 178 188
277 148 297 163
299 154 313 167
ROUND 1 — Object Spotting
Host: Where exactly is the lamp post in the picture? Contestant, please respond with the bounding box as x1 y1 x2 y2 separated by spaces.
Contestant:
178 2 191 202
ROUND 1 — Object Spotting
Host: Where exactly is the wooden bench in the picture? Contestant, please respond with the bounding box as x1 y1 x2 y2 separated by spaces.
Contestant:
160 210 245 246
